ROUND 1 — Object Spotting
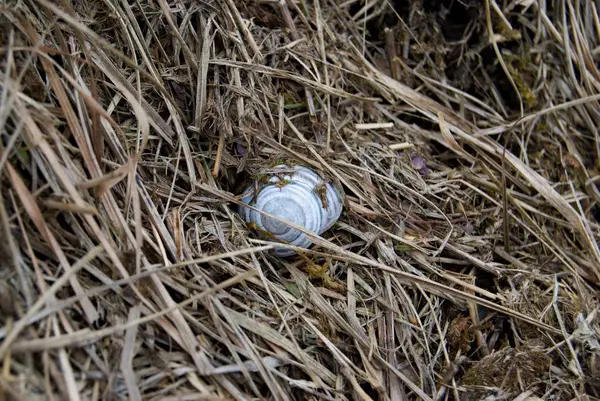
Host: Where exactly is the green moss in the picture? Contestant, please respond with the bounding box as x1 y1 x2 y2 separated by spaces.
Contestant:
394 244 414 253
274 178 292 188
504 53 538 109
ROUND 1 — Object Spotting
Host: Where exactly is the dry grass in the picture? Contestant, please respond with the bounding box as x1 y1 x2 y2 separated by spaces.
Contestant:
0 0 599 399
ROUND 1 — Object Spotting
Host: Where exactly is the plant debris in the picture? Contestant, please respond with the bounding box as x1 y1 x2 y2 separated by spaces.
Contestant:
1 0 600 399
461 347 552 399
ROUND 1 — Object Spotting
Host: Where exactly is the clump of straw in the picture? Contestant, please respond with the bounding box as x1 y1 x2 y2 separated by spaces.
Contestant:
1 0 599 399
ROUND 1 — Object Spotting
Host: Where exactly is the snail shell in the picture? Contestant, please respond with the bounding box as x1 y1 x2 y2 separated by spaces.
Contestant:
240 164 343 256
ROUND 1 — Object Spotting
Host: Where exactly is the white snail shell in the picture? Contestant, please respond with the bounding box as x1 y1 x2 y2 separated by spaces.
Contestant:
240 164 343 256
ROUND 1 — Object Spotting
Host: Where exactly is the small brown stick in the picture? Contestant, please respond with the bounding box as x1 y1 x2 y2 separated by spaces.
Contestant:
502 144 511 253
467 267 490 357
279 0 299 39
384 27 402 80
213 133 225 178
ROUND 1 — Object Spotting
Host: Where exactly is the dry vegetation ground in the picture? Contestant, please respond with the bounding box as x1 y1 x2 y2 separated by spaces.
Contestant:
0 0 599 400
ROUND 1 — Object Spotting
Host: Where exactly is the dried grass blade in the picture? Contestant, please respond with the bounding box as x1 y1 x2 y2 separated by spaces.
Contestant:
209 59 378 101
2 160 99 325
154 0 198 71
347 53 475 133
135 175 178 258
225 309 336 386
195 15 213 131
53 320 81 401
42 199 98 215
0 245 104 359
78 157 135 197
91 49 173 147
287 265 370 347
438 113 475 163
222 0 262 60
19 19 101 181
455 129 600 279
303 318 375 401
120 306 142 401
9 270 257 353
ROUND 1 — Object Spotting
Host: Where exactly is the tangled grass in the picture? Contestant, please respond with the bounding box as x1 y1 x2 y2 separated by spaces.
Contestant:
0 0 599 399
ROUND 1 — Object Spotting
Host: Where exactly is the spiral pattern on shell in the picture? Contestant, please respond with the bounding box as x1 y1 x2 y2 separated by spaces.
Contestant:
239 164 343 256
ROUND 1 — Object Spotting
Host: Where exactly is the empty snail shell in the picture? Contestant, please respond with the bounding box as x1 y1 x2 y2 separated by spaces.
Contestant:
239 164 343 256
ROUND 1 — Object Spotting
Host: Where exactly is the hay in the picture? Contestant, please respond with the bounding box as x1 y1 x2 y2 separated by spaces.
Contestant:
0 0 599 399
